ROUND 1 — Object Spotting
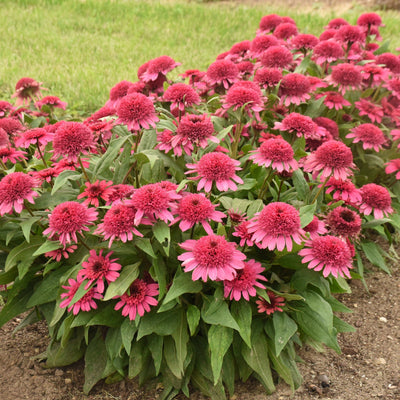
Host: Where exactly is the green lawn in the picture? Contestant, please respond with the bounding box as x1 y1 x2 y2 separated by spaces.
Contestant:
1 0 399 113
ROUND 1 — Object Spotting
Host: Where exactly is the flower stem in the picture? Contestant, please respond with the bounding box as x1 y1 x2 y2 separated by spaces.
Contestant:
231 121 243 160
258 169 273 200
78 233 91 251
78 156 90 183
36 139 48 168
311 175 330 204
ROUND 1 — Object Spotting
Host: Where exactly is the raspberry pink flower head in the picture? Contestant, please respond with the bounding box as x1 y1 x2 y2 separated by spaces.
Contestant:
105 80 134 110
250 35 279 58
312 40 345 65
205 59 239 90
256 291 285 315
313 117 339 140
326 206 362 239
178 234 245 281
303 216 327 239
60 277 102 315
173 193 225 235
0 101 13 117
12 77 47 106
0 147 27 164
334 25 365 46
291 33 319 51
103 184 135 206
328 63 362 94
0 117 24 138
95 203 143 247
53 121 95 162
385 159 400 180
274 22 298 40
376 53 400 74
228 40 251 61
45 243 77 262
14 127 53 148
274 112 323 140
258 14 283 34
299 235 353 278
223 259 267 301
317 91 350 110
116 92 159 132
325 177 362 204
325 18 349 30
357 13 383 29
303 140 356 181
186 152 243 192
129 183 180 225
35 95 67 111
254 67 283 89
0 128 9 147
346 123 386 152
114 279 159 321
78 249 122 294
383 77 400 101
163 83 201 112
0 172 40 215
43 201 98 247
279 73 311 106
248 202 305 252
140 55 181 82
260 46 293 69
359 183 393 219
249 136 298 172
232 220 254 246
77 180 114 207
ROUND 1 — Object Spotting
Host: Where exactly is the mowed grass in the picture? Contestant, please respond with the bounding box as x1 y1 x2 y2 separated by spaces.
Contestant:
1 0 399 113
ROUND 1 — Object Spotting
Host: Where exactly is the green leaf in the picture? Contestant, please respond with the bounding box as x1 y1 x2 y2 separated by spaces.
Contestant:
277 254 304 270
187 305 200 336
134 237 157 258
0 290 32 329
361 241 390 274
299 203 316 228
147 334 163 375
304 96 326 118
120 318 137 355
5 236 44 272
105 328 123 360
152 257 167 299
164 336 182 378
137 129 158 152
32 240 62 257
20 217 41 242
246 199 264 218
231 300 252 348
46 336 85 368
83 331 108 394
172 309 189 378
202 296 240 331
333 316 355 333
292 170 309 201
302 290 333 329
103 262 140 301
137 307 181 340
163 270 202 305
152 220 170 246
208 325 233 385
51 170 82 195
291 269 330 297
272 312 298 357
216 124 233 141
87 303 124 328
129 341 148 379
0 268 18 285
222 349 235 396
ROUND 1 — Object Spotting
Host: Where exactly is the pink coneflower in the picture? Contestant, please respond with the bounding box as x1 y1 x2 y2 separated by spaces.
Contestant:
140 55 181 82
86 105 116 122
77 249 122 294
114 279 159 321
43 201 98 247
85 119 114 145
304 216 327 239
316 91 350 110
260 46 293 69
35 96 67 111
205 59 239 90
103 184 135 206
299 235 353 278
32 167 60 184
319 29 337 41
250 35 279 58
105 80 134 109
173 193 225 235
45 243 77 262
156 129 174 154
0 172 40 215
129 183 180 225
256 291 285 315
274 22 298 40
326 206 362 238
376 53 400 74
326 17 349 30
303 140 356 181
0 129 9 147
0 117 24 138
0 101 13 117
313 117 339 139
53 121 95 162
222 84 264 119
0 147 27 164
224 259 267 301
237 61 255 78
11 77 47 106
95 203 143 246
328 63 362 94
186 152 243 192
60 278 102 315
355 99 383 123
325 177 362 204
258 14 283 33
254 67 283 89
14 127 53 148
335 25 365 46
163 83 201 113
385 159 400 179
228 40 251 61
291 34 319 52
248 202 305 251
232 220 254 246
384 77 400 101
116 93 158 132
178 234 245 281
180 69 205 85
127 81 147 95
274 112 323 140
53 157 89 173
77 180 114 207
249 136 298 172
346 123 386 152
357 13 383 29
312 40 345 65
361 64 389 88
279 73 311 106
359 183 393 219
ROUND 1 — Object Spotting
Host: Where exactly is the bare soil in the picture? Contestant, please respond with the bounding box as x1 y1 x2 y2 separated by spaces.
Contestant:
1 263 400 400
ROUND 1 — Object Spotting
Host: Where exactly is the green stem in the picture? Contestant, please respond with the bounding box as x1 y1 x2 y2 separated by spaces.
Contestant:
36 139 48 168
78 233 91 251
78 155 90 183
258 169 273 200
231 121 243 160
276 179 284 202
311 175 330 204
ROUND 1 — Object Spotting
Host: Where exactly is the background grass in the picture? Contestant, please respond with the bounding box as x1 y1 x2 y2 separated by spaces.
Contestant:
1 0 399 114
